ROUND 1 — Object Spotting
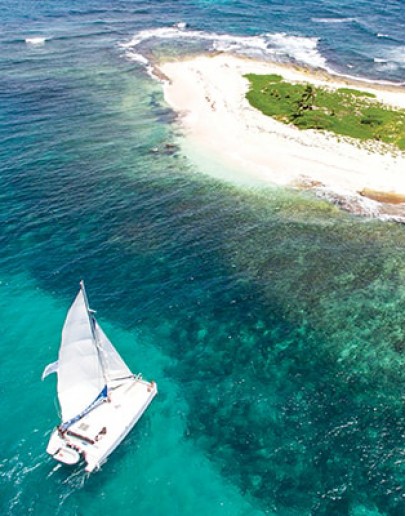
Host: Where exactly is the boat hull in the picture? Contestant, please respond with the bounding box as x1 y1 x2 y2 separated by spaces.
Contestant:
51 442 81 466
46 377 157 472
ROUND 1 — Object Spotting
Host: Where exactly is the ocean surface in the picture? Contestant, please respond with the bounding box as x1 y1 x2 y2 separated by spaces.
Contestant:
0 1 404 515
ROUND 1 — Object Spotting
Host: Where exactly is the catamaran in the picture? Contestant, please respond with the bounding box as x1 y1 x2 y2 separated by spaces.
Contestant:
42 281 157 472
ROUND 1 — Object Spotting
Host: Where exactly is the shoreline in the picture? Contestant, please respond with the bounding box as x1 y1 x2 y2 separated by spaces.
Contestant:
155 53 405 97
156 53 404 221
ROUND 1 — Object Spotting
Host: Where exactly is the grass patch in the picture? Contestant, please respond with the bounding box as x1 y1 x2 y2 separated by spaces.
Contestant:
337 87 376 98
245 74 405 151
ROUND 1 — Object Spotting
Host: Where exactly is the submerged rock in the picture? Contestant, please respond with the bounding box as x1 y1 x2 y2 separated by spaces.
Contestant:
358 188 405 205
313 186 405 223
149 142 179 155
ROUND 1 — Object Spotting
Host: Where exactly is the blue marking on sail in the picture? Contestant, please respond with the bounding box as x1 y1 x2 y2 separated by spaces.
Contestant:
60 385 108 431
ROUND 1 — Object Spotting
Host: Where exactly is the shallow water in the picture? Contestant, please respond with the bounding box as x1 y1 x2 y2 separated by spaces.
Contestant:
0 1 404 514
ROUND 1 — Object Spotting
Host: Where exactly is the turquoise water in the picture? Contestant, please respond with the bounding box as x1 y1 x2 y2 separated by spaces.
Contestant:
0 1 404 514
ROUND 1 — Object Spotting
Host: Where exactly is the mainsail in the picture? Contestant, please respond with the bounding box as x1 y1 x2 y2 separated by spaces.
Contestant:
57 287 105 422
43 282 135 426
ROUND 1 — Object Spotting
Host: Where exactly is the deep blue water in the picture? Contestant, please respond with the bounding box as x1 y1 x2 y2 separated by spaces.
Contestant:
1 0 405 81
0 1 404 515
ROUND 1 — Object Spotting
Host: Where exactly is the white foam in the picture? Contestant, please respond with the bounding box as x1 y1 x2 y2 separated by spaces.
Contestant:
121 26 405 85
264 33 328 69
211 34 269 57
120 27 209 48
373 46 404 72
122 27 328 71
312 17 356 24
373 61 400 73
126 51 149 65
25 37 46 46
384 46 405 65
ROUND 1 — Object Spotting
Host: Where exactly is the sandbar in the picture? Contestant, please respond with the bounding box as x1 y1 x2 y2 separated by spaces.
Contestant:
157 54 405 219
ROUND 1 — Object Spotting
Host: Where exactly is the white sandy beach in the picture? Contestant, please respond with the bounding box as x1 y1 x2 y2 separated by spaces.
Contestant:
157 54 404 208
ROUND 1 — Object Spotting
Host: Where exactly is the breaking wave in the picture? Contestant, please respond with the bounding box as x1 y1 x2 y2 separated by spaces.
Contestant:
121 27 329 72
25 37 47 45
373 46 405 73
312 17 357 24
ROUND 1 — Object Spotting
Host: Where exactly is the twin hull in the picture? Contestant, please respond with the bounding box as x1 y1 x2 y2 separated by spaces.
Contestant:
47 378 157 472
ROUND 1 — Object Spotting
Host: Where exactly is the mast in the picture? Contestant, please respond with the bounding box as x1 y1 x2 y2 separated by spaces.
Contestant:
79 280 96 339
80 280 108 386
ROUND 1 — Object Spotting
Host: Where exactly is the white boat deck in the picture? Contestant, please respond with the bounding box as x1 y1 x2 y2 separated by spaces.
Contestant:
49 377 157 472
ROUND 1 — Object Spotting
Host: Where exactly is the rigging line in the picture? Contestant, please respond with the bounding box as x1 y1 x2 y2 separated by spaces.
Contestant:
80 280 108 386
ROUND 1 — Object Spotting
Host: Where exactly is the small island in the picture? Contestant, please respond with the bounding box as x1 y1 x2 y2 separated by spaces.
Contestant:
157 54 405 220
245 74 404 151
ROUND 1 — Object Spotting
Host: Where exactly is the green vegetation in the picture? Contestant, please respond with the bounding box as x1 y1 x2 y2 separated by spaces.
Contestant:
336 87 376 98
245 74 405 150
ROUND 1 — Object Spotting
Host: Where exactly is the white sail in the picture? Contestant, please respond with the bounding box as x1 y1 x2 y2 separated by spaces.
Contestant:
95 322 133 382
42 360 59 380
57 289 105 422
